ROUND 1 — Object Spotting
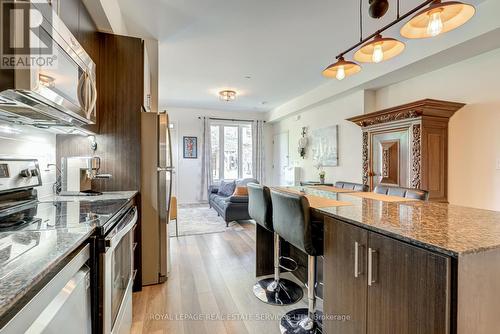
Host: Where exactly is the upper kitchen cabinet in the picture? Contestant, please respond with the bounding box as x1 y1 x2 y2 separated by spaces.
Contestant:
143 39 159 113
58 0 99 62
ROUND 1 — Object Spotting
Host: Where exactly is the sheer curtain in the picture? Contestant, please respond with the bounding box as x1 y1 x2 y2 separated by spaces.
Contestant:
200 117 212 201
252 120 265 183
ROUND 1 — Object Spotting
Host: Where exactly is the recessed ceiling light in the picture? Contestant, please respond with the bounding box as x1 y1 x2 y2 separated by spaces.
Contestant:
244 75 252 79
219 90 237 102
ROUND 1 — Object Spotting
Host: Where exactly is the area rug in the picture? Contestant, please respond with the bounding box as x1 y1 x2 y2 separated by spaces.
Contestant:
169 203 247 237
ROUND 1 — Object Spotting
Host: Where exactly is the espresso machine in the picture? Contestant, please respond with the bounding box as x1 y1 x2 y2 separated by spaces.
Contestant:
60 157 112 195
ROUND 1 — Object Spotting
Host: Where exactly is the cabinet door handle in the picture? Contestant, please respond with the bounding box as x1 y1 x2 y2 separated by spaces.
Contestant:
368 247 377 286
354 241 361 278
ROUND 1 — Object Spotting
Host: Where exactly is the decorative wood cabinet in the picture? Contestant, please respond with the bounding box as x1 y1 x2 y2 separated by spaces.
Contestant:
324 217 451 334
347 99 465 202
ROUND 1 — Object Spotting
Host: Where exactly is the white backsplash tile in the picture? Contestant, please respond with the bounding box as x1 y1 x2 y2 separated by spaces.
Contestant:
0 121 57 198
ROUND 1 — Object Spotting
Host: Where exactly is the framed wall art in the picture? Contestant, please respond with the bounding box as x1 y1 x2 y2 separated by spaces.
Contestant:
183 136 198 159
311 125 338 166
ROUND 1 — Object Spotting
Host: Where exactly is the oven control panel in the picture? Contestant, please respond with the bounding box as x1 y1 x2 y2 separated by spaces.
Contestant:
0 159 42 193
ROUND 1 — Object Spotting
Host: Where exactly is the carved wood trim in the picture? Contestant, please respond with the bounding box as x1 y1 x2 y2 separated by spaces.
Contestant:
411 124 422 189
362 132 369 185
382 148 389 178
347 99 465 128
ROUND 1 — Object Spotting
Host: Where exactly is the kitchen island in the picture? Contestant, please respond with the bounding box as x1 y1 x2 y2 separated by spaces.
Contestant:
256 186 500 334
0 191 138 331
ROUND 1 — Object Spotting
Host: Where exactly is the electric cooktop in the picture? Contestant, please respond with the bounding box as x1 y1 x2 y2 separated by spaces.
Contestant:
0 199 129 233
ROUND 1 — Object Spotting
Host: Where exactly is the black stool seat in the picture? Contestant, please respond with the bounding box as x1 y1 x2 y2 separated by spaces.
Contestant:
270 191 323 257
248 183 303 306
271 190 324 334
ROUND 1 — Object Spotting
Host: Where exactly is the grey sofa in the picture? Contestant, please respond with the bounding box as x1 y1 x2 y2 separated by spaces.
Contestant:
209 178 259 226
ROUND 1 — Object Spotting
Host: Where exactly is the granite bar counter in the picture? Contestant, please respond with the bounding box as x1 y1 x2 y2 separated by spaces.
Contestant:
0 191 138 324
258 186 500 334
278 186 500 257
318 193 500 257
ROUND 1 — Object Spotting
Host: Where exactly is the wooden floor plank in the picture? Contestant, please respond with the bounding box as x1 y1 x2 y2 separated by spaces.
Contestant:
132 221 307 334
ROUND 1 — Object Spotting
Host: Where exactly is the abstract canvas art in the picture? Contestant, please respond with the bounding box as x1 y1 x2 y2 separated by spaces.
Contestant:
311 125 338 166
183 136 197 159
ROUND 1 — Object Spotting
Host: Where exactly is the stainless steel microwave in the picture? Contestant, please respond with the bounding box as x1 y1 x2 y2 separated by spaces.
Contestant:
0 1 96 127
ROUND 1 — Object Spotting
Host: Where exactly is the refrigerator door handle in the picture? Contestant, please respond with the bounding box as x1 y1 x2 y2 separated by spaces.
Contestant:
157 166 174 172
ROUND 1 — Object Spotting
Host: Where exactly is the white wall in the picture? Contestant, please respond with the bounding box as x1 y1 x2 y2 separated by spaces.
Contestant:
166 107 269 205
0 122 57 198
270 90 366 185
270 47 500 211
374 47 500 211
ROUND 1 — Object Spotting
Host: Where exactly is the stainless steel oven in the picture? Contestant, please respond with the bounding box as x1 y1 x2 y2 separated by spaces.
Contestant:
100 206 137 334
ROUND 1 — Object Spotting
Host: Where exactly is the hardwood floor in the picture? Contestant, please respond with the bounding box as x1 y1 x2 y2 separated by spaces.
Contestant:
131 222 308 334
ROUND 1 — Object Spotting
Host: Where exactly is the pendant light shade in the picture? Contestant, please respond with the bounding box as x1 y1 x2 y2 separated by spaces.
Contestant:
354 34 405 63
322 57 361 81
400 0 475 39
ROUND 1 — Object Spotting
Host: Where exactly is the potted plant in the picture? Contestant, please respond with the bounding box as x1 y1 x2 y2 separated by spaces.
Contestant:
319 170 326 184
315 163 325 184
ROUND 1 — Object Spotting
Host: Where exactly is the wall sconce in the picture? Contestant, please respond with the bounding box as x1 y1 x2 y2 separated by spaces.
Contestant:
298 127 308 159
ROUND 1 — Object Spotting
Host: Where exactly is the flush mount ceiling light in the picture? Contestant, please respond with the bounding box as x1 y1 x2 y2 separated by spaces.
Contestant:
219 90 237 102
354 34 405 63
322 57 362 81
400 0 475 39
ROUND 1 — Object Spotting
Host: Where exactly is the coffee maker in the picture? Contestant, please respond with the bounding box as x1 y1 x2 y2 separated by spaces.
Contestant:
60 157 112 195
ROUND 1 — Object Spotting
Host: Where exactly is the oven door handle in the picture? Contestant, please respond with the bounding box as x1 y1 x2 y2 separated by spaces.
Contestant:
105 207 137 250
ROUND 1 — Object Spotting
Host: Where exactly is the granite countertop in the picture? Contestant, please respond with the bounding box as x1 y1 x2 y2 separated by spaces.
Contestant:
0 190 138 321
39 190 138 203
0 228 94 322
317 192 500 257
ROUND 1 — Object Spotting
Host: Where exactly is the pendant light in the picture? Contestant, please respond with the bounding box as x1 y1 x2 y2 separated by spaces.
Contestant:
400 0 475 39
322 57 361 81
354 34 405 63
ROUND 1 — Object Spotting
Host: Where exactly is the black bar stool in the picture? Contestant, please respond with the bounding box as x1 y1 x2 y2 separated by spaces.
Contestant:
248 183 303 306
271 190 323 334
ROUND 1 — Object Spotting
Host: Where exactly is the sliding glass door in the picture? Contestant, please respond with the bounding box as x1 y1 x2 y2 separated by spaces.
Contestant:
211 123 253 182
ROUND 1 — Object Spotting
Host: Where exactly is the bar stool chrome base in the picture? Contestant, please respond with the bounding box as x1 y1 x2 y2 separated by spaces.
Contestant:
253 278 303 305
279 309 323 334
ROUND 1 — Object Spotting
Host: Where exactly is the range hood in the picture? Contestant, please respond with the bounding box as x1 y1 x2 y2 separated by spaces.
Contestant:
0 94 93 135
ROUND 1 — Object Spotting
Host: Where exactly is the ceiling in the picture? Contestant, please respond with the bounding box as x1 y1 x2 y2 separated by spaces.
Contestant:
117 0 485 113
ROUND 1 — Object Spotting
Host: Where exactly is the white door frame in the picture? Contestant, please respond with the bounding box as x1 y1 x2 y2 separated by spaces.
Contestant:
272 131 289 185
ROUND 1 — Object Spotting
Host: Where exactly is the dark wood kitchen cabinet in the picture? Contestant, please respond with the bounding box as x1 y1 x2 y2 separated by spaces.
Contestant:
324 216 451 334
324 216 368 334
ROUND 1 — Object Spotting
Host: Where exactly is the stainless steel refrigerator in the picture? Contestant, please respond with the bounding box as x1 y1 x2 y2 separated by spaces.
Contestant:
141 111 173 285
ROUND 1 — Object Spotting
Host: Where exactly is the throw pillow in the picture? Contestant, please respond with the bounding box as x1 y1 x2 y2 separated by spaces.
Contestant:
218 180 236 197
233 186 248 196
